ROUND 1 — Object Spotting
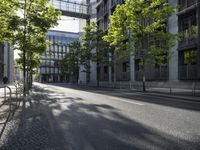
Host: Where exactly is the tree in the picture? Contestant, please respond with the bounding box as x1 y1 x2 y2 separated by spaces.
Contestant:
94 30 112 87
103 0 176 92
1 0 61 96
80 22 96 83
61 41 82 83
0 0 19 41
81 22 112 86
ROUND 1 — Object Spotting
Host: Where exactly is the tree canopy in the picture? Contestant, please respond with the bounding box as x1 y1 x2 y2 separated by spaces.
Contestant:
0 0 61 94
104 0 176 62
103 0 176 91
80 22 112 84
61 41 81 76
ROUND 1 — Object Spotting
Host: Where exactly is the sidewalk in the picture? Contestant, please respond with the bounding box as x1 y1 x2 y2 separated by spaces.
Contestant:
139 87 200 102
47 82 200 102
0 86 69 150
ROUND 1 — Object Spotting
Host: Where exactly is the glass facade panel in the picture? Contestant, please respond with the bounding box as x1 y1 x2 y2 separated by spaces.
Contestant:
39 31 79 82
55 68 58 74
51 68 54 74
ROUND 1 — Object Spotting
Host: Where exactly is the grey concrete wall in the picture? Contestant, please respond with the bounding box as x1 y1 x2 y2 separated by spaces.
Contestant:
130 55 135 82
168 0 179 82
90 61 97 83
79 65 87 83
3 43 14 83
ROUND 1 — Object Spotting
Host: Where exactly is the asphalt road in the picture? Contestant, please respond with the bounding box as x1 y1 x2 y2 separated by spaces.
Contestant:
2 82 200 150
32 83 200 150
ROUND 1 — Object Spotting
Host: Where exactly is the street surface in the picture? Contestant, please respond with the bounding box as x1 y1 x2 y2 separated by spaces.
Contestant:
1 82 200 150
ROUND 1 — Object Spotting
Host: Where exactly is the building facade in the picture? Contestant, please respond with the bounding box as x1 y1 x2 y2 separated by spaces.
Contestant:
177 0 200 80
38 30 79 83
0 42 14 84
86 0 200 88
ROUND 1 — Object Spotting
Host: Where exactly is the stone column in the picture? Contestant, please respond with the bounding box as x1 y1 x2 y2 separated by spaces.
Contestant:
168 0 179 82
90 60 97 84
108 0 112 83
130 55 135 82
197 1 200 78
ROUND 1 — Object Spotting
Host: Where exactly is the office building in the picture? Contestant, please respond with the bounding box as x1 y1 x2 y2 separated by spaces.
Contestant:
38 30 79 83
87 0 200 88
0 42 14 84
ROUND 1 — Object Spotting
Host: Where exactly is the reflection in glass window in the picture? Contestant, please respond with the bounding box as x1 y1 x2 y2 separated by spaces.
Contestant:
182 49 197 65
122 62 130 72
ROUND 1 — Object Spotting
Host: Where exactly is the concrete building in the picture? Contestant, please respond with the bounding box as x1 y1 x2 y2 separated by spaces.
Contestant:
0 42 14 84
38 30 79 83
78 0 98 84
82 0 200 88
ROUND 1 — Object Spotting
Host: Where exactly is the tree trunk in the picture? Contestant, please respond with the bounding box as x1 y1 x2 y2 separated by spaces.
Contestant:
86 63 90 83
23 52 26 97
142 67 146 92
97 63 100 87
26 69 30 95
113 59 116 88
30 72 33 88
23 0 27 97
77 65 79 85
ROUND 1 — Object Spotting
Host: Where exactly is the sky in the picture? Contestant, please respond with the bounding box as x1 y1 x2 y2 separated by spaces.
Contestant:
14 0 83 58
50 16 80 33
51 0 84 32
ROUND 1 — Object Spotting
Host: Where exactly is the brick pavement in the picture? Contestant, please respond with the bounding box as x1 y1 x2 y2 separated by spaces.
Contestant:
0 86 69 150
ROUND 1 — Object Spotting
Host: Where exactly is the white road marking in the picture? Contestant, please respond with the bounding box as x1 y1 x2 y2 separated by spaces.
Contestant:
108 96 144 106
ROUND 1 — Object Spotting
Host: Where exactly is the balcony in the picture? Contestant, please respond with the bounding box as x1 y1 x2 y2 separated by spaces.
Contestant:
179 0 197 11
135 67 168 81
179 65 199 80
116 72 130 81
100 74 109 81
178 26 197 49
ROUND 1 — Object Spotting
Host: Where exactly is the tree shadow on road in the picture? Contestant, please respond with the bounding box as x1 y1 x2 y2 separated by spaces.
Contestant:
1 85 199 150
55 101 200 150
0 87 68 150
46 83 200 112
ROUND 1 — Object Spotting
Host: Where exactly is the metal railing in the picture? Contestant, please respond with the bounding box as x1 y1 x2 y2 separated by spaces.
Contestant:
78 81 199 96
179 0 197 11
0 85 12 139
179 65 198 80
0 82 23 139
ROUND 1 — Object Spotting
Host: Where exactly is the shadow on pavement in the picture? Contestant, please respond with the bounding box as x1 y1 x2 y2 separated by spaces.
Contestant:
45 83 200 112
0 86 68 150
1 85 200 150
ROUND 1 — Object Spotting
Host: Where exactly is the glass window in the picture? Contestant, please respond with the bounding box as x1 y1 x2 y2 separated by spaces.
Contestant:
59 46 62 52
122 62 130 72
51 68 54 74
179 10 197 40
179 10 196 32
55 45 58 52
40 67 44 74
55 68 58 74
135 59 141 71
46 68 49 74
104 66 108 74
51 60 54 66
182 49 197 65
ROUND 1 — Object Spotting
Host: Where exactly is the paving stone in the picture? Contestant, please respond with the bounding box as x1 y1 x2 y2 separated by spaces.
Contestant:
0 87 68 150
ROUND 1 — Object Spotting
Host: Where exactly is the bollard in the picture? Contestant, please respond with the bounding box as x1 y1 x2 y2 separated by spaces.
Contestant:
192 82 195 96
4 87 6 101
169 82 172 94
